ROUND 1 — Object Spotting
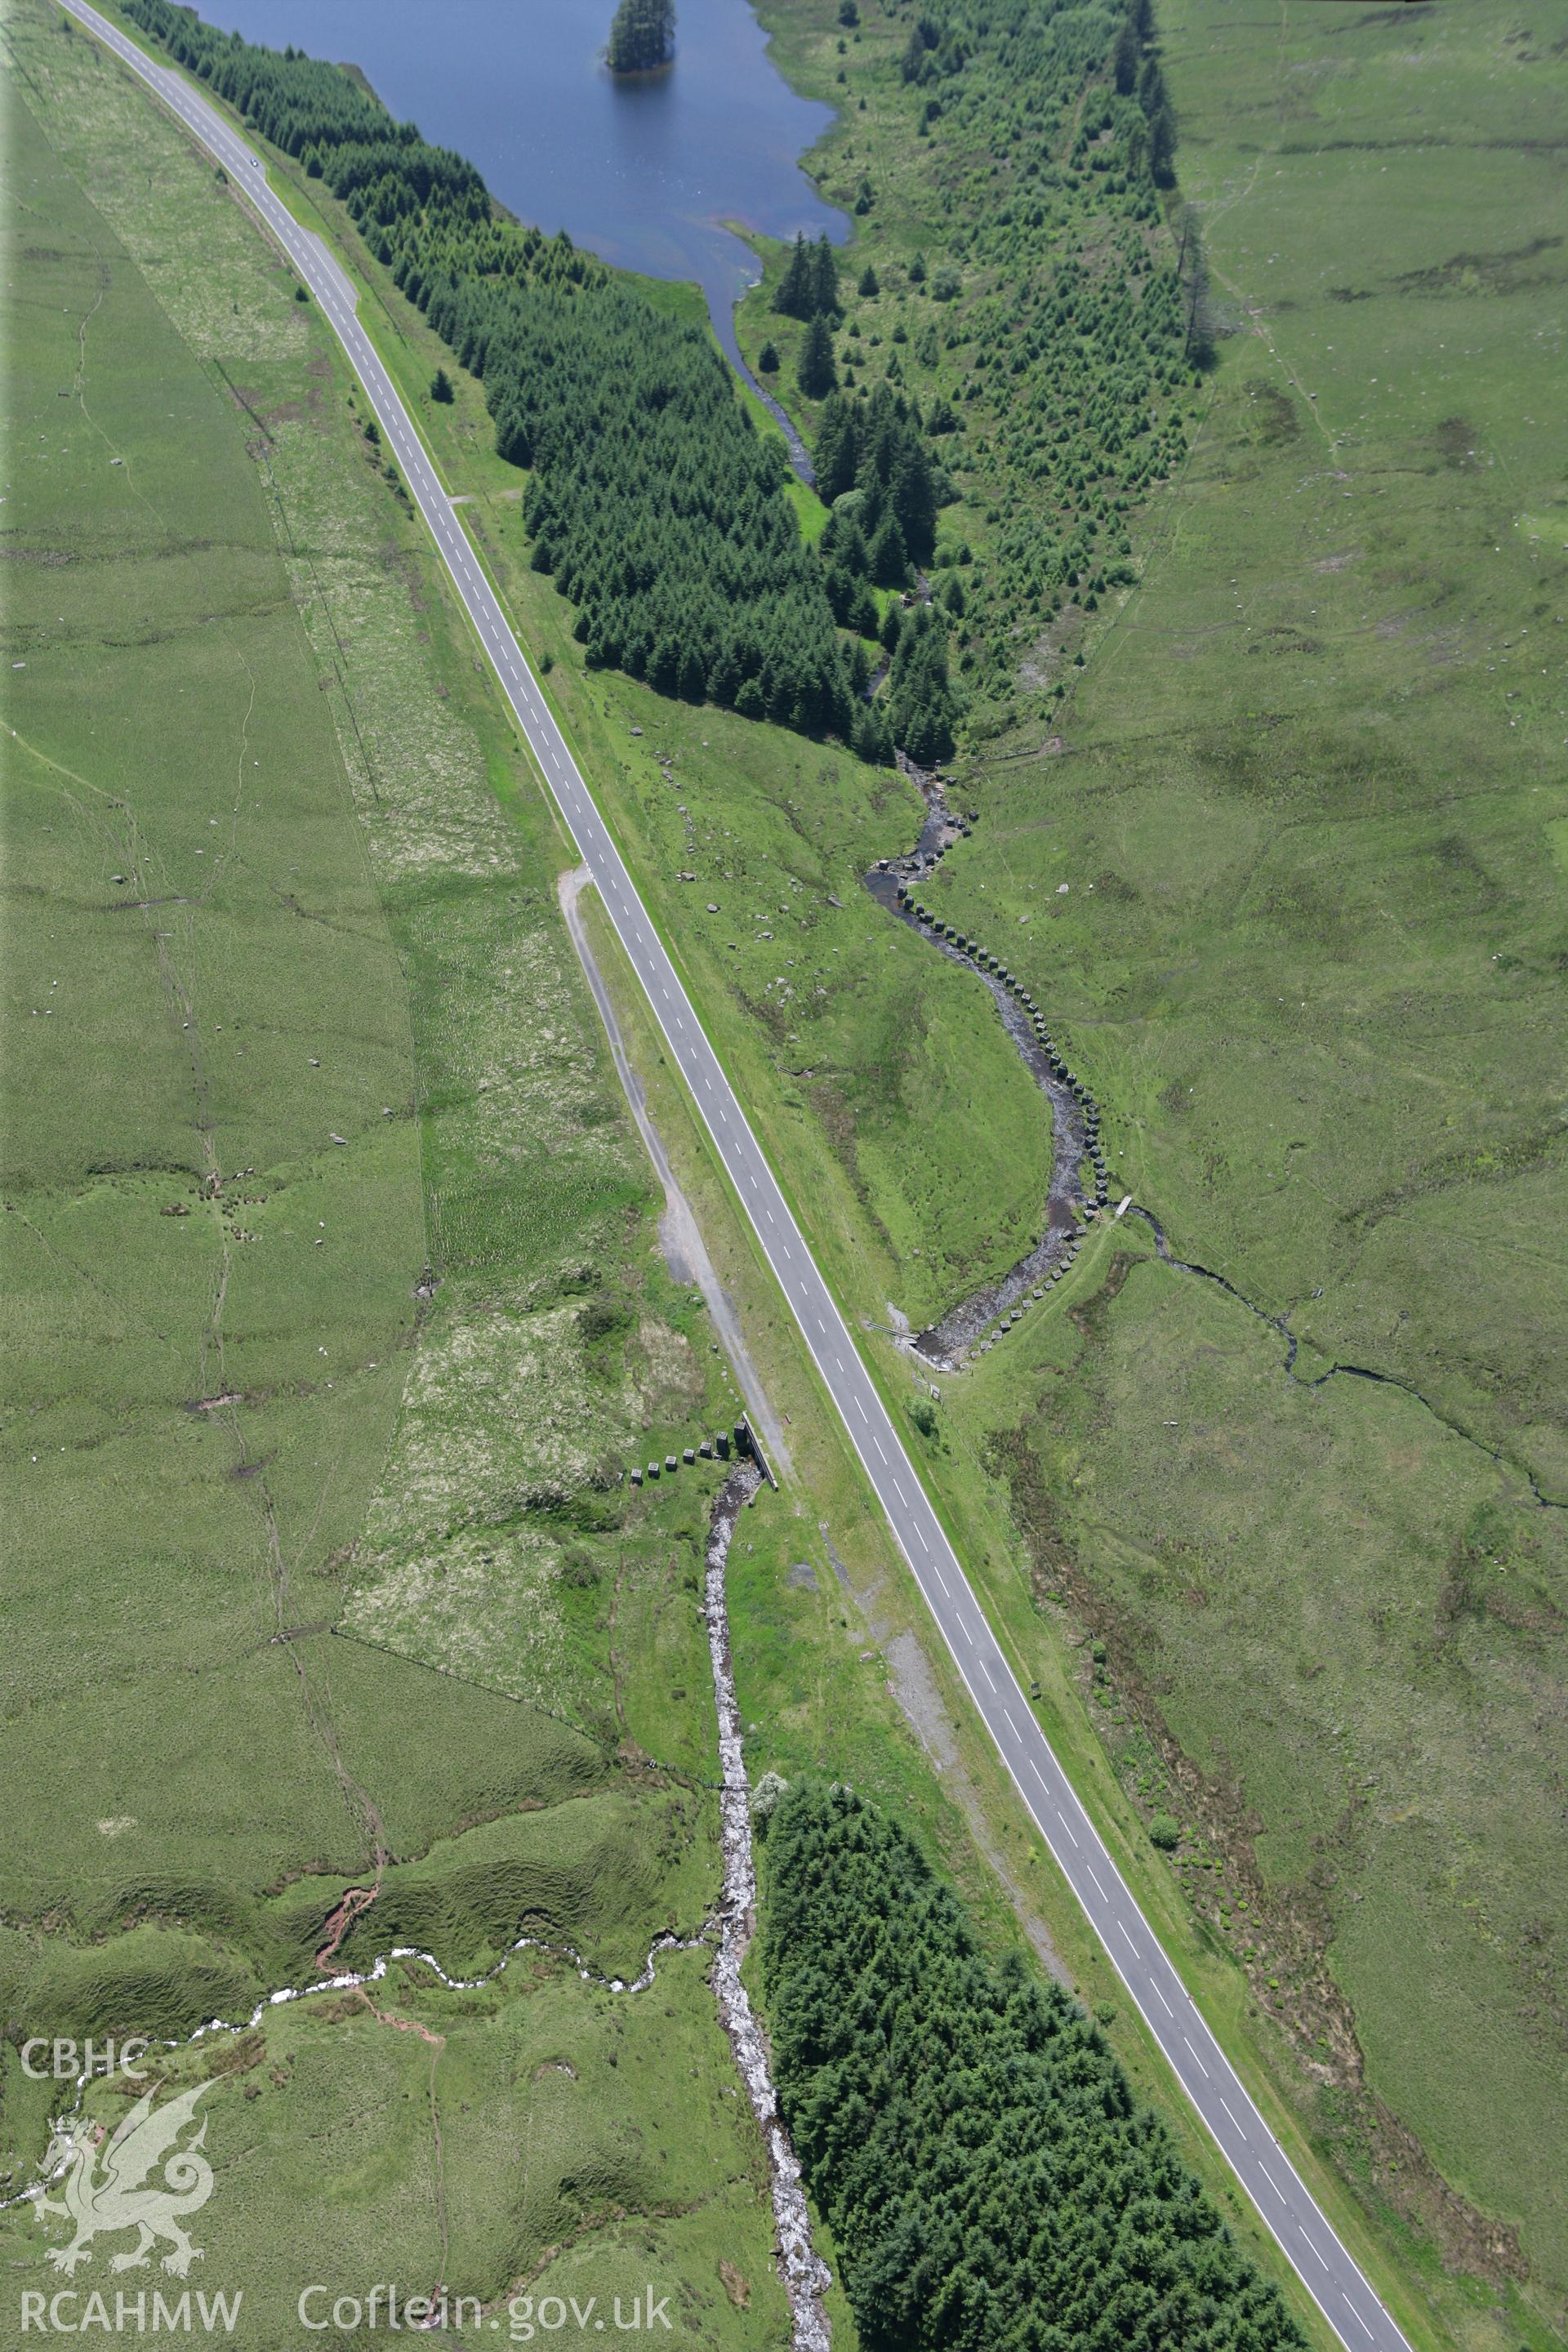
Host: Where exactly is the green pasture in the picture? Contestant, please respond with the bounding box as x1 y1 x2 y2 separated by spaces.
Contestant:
1 1946 794 2345
911 0 1567 2318
201 0 1568 2321
0 6 784 2326
11 0 1566 2341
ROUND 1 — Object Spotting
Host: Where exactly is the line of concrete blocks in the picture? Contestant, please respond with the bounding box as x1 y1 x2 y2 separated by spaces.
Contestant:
897 889 1111 1197
628 1422 752 1487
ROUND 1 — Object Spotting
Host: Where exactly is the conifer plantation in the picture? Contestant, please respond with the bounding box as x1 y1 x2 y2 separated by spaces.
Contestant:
858 0 1200 691
763 1784 1309 2352
118 0 877 745
118 0 1192 768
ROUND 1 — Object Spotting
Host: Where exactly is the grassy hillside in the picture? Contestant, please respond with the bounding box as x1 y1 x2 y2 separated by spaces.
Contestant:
741 0 1568 2330
9 0 1562 2345
0 8 795 2332
2 10 1399 2347
154 0 1565 2329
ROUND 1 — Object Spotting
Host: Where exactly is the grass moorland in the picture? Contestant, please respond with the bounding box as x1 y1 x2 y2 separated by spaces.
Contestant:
0 11 1295 2342
327 0 1566 2330
0 8 1396 2346
139 0 1567 2336
0 8 802 2333
8 0 1564 2345
741 0 1568 2328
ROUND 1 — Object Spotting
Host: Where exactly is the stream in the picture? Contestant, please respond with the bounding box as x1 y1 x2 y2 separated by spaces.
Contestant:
3 1469 834 2337
864 756 1110 1370
702 1460 833 2350
862 768 1566 1508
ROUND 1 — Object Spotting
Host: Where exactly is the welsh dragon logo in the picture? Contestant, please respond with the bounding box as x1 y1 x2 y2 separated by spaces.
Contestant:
39 2082 216 2278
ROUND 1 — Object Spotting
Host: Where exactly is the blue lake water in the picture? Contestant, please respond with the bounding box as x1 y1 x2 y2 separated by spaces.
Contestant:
198 0 847 380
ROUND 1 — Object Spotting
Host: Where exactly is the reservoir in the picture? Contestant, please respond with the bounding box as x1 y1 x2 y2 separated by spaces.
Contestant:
196 0 848 381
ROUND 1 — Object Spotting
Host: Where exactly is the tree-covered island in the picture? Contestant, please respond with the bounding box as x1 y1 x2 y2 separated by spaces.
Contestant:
607 0 675 75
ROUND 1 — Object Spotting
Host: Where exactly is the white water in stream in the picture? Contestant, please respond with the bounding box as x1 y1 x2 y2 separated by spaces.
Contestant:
4 1463 831 2343
702 1460 833 2349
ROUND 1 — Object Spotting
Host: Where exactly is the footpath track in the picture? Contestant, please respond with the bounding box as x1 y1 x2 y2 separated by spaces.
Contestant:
60 13 1418 2345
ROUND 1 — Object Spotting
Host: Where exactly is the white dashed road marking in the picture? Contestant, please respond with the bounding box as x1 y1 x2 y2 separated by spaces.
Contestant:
65 18 1416 2345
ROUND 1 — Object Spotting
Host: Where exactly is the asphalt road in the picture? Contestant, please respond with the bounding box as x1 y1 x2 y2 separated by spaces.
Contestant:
64 11 1417 2346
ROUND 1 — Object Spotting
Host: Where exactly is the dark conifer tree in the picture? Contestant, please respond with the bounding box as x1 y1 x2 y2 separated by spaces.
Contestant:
814 394 862 501
889 439 937 564
1112 10 1140 92
852 704 894 765
773 232 813 320
822 508 871 579
811 233 841 318
798 312 838 399
1148 100 1177 186
868 512 909 586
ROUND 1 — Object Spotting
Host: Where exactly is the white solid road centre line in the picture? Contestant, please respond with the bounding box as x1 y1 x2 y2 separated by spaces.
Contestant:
65 17 1417 2351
